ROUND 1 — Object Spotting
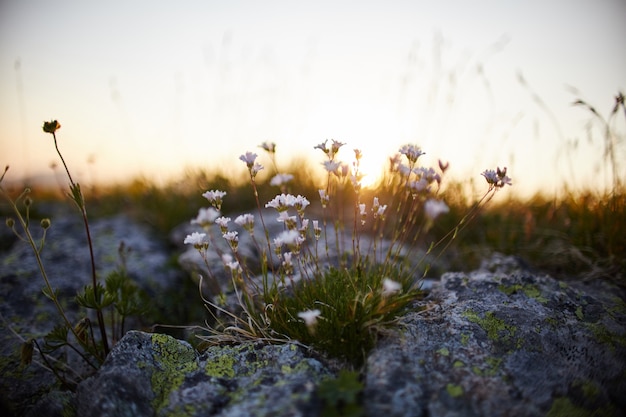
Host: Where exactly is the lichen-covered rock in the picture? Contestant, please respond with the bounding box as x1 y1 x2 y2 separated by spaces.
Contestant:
77 331 330 417
363 260 626 417
4 243 625 416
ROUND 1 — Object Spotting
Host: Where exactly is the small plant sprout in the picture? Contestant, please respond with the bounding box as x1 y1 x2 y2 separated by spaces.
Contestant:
189 140 511 366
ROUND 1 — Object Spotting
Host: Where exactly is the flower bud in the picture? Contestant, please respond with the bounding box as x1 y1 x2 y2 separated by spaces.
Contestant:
5 217 15 228
24 196 33 207
74 317 90 344
40 218 51 229
42 120 61 134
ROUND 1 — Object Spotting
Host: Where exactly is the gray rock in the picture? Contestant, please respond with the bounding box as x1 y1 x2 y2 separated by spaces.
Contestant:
363 258 626 417
72 255 626 417
4 218 625 417
77 330 330 417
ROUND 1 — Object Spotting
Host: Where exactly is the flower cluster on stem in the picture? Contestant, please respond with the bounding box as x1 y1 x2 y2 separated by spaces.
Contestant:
184 140 511 365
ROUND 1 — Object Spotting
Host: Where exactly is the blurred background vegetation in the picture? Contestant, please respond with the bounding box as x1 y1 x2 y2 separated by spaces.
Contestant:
3 154 623 287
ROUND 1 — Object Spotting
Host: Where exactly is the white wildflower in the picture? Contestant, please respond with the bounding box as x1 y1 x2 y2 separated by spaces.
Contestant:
191 207 220 227
270 173 294 187
318 189 330 208
202 190 227 210
424 199 449 220
239 151 258 167
234 213 255 232
215 216 231 233
382 278 402 297
293 195 310 214
259 141 276 154
277 229 302 246
266 193 296 211
222 231 239 252
322 160 341 174
298 309 321 333
359 203 367 225
184 232 208 249
312 220 322 240
399 144 425 163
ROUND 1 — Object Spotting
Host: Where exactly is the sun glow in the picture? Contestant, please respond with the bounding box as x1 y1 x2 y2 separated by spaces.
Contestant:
354 152 389 188
303 97 406 189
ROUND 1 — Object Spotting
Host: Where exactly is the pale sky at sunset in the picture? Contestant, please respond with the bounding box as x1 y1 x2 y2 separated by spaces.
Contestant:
1 0 624 196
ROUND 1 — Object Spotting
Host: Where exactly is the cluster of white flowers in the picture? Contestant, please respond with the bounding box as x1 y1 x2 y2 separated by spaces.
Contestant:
399 144 426 164
265 193 310 214
372 197 387 220
314 139 345 160
183 140 511 342
265 192 312 268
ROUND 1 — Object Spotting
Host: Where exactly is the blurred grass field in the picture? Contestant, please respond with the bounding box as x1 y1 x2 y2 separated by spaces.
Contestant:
5 157 622 287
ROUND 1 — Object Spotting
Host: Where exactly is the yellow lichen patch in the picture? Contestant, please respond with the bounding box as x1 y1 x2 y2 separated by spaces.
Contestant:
446 383 463 398
463 309 518 346
497 283 548 304
547 397 616 417
149 334 198 413
204 353 236 378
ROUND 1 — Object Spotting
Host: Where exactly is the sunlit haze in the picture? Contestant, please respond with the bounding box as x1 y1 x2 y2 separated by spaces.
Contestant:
1 0 625 197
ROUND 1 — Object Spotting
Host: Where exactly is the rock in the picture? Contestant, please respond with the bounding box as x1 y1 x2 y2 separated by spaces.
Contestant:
77 331 330 417
4 243 625 416
363 257 626 417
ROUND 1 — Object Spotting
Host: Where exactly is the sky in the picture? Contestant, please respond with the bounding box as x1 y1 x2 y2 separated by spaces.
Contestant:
1 0 625 197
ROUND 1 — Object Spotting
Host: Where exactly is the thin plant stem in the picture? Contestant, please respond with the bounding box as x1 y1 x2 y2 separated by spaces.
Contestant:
0 188 103 364
51 131 109 356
